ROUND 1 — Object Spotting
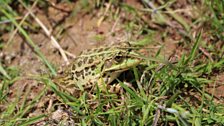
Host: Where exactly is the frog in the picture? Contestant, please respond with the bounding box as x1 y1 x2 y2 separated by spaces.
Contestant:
53 42 142 96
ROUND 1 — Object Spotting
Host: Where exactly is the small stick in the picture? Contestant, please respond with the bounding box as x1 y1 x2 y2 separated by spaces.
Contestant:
97 2 111 26
19 0 70 65
6 0 38 47
199 47 214 62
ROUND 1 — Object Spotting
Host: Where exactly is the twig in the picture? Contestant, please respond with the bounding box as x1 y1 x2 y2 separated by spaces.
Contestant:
19 0 70 65
105 12 120 37
141 0 173 26
199 47 214 62
0 17 22 24
64 50 76 59
97 2 111 26
6 0 38 47
2 1 57 75
157 0 190 31
110 13 120 33
152 108 160 126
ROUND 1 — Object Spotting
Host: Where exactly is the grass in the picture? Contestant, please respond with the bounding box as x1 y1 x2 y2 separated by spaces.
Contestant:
205 0 224 40
0 0 224 125
0 1 57 76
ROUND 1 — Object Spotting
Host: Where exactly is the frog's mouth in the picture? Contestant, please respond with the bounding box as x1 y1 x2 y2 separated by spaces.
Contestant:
101 58 141 84
104 58 142 72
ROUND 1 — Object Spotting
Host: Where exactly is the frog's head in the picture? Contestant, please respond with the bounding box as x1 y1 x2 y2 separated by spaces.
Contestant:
99 43 142 84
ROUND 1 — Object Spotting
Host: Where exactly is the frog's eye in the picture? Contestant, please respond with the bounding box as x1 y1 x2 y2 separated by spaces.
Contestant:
114 55 123 63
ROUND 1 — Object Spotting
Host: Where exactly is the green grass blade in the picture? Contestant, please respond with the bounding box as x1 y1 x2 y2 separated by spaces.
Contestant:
19 114 46 126
0 62 11 79
118 80 145 105
185 31 202 64
0 6 57 76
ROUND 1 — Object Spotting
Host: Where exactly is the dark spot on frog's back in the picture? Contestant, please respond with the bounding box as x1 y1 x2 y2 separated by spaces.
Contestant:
78 60 82 67
80 49 89 55
88 58 94 64
75 71 83 77
90 65 96 71
97 48 104 52
83 57 88 63
81 74 84 79
72 64 76 70
104 47 110 51
84 67 89 73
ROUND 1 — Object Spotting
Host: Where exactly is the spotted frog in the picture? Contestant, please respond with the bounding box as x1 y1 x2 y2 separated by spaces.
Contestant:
54 42 142 96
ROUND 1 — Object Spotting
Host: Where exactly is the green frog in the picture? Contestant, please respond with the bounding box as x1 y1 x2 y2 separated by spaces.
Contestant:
54 42 142 96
